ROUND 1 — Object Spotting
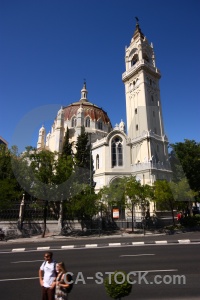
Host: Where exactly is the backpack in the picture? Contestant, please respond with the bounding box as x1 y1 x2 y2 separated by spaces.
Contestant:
65 273 74 294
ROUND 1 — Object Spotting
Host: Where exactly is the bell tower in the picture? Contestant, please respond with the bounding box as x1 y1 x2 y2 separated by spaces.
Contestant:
122 19 171 183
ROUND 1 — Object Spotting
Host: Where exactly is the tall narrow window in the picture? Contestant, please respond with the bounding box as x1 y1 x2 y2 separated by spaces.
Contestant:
98 120 103 130
118 143 123 166
135 108 137 114
136 124 138 131
111 136 123 167
71 117 77 127
96 155 99 169
85 117 90 127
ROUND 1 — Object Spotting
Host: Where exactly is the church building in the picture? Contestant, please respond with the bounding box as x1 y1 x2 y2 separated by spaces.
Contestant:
37 21 171 195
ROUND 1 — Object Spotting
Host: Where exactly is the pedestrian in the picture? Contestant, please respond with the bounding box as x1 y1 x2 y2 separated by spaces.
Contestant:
55 262 70 300
176 211 183 223
39 251 56 300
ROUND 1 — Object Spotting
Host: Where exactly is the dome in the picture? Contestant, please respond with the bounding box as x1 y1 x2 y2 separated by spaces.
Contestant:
63 102 111 124
63 82 112 126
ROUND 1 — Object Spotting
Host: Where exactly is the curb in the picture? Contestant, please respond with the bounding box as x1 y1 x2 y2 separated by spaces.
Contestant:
3 238 200 253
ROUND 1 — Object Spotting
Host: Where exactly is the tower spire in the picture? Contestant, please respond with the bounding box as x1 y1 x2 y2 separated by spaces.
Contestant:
133 17 144 40
80 80 88 102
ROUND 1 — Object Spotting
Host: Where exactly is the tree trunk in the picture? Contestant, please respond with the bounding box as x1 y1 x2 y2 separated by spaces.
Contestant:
42 200 48 238
171 205 175 226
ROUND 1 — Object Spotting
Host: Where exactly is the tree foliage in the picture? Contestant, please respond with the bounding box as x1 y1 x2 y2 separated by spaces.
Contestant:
73 127 93 187
154 180 176 225
62 127 72 158
0 145 23 208
104 270 132 300
70 184 98 225
169 139 200 195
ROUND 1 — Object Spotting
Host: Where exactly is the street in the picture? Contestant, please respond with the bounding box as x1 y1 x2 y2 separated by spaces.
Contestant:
0 240 200 299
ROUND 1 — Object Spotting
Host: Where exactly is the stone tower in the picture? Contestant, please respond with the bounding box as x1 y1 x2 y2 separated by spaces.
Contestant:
122 21 171 184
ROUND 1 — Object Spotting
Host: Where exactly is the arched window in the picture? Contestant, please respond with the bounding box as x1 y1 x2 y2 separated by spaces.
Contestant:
111 136 123 167
96 154 99 169
98 120 103 130
71 117 77 127
131 54 138 66
85 117 90 127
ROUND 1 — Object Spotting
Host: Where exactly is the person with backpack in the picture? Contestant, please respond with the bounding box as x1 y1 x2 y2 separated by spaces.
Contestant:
55 262 72 300
39 251 57 300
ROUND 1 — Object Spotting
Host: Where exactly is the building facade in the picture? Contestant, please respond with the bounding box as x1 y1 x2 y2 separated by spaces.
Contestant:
37 22 171 195
0 136 8 147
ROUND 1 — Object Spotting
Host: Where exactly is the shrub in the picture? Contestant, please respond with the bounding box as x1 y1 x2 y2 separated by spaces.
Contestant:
104 270 132 300
180 216 198 227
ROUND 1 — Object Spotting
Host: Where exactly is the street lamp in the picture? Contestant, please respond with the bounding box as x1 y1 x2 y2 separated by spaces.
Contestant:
18 193 25 230
58 193 64 233
141 200 146 235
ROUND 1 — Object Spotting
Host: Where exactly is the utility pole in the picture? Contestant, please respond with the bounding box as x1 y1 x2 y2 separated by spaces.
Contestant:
18 193 25 230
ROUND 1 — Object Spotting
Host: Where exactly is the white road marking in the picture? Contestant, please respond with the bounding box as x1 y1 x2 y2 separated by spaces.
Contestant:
85 244 98 248
132 242 144 245
12 248 25 252
132 269 178 273
37 246 50 250
61 245 74 249
108 243 121 246
155 241 168 244
178 239 190 244
120 254 155 257
11 260 43 264
0 277 39 282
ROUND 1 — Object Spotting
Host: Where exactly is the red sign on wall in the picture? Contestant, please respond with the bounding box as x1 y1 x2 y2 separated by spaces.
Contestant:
113 208 119 219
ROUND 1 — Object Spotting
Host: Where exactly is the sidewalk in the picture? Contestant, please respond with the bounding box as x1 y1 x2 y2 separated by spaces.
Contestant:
2 228 200 246
2 229 165 244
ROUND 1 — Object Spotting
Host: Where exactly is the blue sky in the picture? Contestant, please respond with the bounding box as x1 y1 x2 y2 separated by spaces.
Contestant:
1 0 200 152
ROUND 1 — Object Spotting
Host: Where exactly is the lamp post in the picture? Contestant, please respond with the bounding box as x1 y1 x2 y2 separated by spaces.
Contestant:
18 193 25 230
58 193 63 233
98 201 103 236
141 200 146 235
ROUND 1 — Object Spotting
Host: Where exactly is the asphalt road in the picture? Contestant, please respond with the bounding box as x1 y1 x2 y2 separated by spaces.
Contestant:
1 231 200 251
0 241 200 300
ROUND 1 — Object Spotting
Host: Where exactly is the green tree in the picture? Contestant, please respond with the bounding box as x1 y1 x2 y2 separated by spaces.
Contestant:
124 176 141 232
169 140 200 196
99 177 126 219
70 184 98 230
62 127 72 158
169 178 197 213
29 149 57 236
0 145 23 209
54 130 74 226
104 270 132 300
74 126 91 185
154 180 176 225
